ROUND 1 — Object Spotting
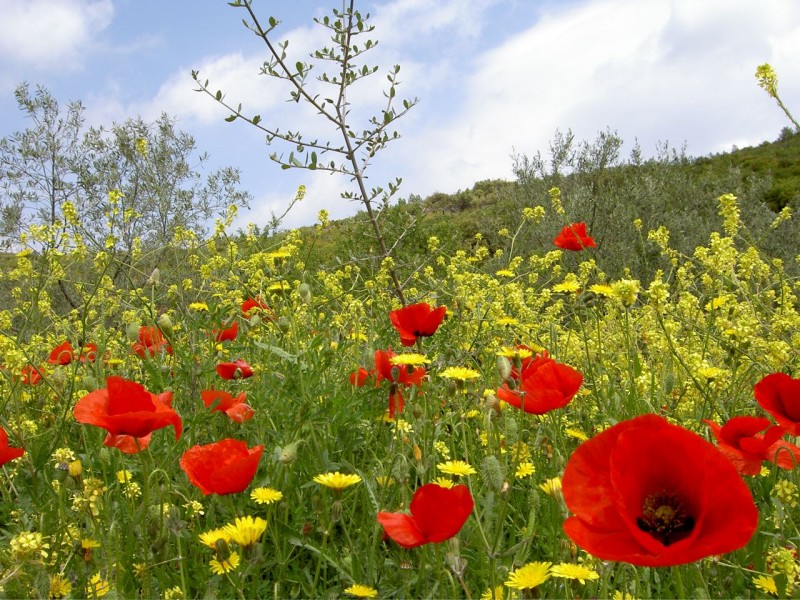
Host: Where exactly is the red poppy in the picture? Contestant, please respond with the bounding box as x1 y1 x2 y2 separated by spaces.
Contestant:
241 296 274 320
0 426 24 466
216 359 254 380
554 222 596 251
213 321 239 342
496 354 582 414
19 364 43 385
754 372 800 436
705 416 800 476
103 432 152 454
131 326 172 358
389 302 447 347
48 341 74 365
180 438 264 495
562 414 758 567
201 389 254 423
349 368 371 386
377 483 473 548
73 376 182 439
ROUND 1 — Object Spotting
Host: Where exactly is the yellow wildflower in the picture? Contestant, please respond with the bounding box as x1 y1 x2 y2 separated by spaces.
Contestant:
505 562 552 590
437 460 477 477
251 487 283 505
313 472 362 490
344 584 378 598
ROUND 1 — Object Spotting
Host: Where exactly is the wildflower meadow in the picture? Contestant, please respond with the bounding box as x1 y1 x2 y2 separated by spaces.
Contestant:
1 2 799 599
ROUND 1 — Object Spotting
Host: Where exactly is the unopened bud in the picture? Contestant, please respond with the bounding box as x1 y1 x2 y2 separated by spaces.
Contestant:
298 283 312 304
481 455 504 491
496 355 512 380
214 539 232 561
277 316 291 333
147 267 160 287
157 314 173 336
331 499 343 523
275 440 301 465
126 321 141 342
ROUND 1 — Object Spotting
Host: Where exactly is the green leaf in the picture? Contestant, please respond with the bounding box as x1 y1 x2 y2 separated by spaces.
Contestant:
224 114 237 122
296 61 304 73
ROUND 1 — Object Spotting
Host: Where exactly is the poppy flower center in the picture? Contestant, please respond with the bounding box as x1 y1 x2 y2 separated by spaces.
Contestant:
636 491 695 546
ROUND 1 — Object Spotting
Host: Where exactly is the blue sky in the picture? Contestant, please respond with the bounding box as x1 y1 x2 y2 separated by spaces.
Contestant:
1 0 798 231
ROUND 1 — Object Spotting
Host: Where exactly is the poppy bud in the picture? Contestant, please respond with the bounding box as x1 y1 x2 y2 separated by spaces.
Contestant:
496 356 512 380
484 393 500 413
298 283 312 304
147 267 160 287
481 455 504 491
126 321 141 342
249 314 262 327
157 314 173 336
275 440 301 465
277 316 291 333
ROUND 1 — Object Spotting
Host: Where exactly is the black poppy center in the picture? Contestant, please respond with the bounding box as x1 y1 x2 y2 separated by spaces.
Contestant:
636 491 695 546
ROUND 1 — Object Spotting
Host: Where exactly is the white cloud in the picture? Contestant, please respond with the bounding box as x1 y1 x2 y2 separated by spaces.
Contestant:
0 0 113 70
386 0 800 200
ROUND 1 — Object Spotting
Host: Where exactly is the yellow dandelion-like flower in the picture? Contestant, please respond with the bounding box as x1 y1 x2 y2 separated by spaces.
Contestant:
439 367 481 381
753 575 778 596
539 477 562 496
550 562 599 584
515 462 535 479
251 487 283 505
697 366 726 380
552 280 581 293
87 573 110 598
224 516 267 548
313 471 363 490
437 460 477 477
481 585 505 600
375 475 394 487
344 583 379 598
495 269 515 278
347 331 368 342
611 592 637 600
505 561 552 590
268 281 291 292
589 284 614 297
210 551 241 575
199 527 231 549
434 477 456 489
49 574 72 599
81 538 101 550
188 302 209 311
564 428 588 442
495 317 519 326
496 346 535 359
465 409 482 418
389 353 430 366
760 465 771 477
